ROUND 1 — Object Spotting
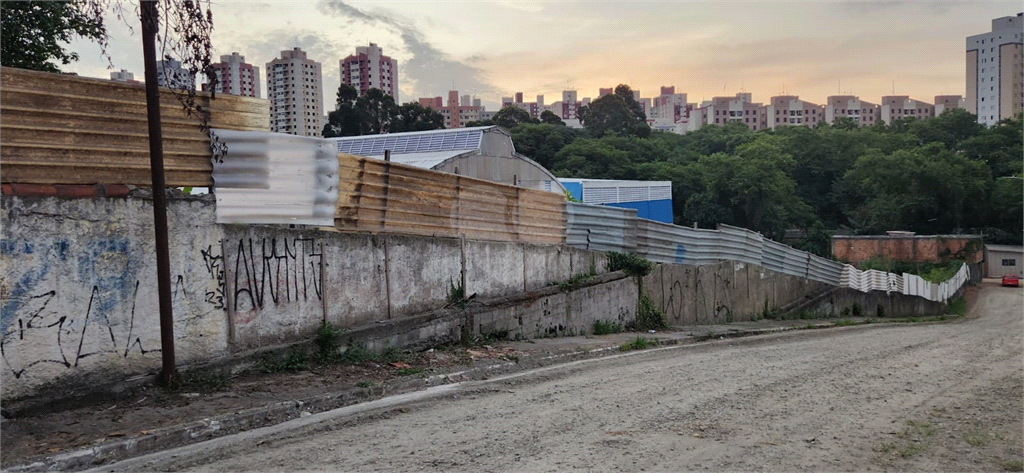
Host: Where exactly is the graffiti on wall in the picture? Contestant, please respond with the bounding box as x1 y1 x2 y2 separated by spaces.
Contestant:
200 245 226 310
0 238 161 379
232 237 323 315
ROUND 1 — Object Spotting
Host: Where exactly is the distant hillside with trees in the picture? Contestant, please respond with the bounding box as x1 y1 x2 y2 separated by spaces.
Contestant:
507 103 1022 254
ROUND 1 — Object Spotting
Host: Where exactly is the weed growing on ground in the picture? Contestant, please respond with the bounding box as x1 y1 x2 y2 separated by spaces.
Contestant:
397 367 424 376
620 336 656 351
314 323 341 360
592 319 622 335
629 293 667 331
557 267 597 292
339 342 375 363
181 370 231 391
447 277 467 308
355 381 373 388
964 426 990 446
852 303 863 317
605 252 655 278
834 319 856 327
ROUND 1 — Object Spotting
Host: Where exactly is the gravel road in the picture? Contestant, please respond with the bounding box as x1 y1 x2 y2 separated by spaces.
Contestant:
96 282 1023 472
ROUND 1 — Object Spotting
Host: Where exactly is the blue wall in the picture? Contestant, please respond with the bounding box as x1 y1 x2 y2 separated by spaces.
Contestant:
606 199 673 223
563 182 583 201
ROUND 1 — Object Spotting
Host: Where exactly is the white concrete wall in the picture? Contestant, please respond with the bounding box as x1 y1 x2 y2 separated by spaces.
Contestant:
1 196 609 400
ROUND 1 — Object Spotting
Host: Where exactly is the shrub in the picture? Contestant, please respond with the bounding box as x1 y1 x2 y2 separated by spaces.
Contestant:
606 252 655 278
592 319 622 335
630 293 667 331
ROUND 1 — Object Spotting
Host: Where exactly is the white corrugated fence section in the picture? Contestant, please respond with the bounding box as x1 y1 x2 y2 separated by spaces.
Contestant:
212 129 338 225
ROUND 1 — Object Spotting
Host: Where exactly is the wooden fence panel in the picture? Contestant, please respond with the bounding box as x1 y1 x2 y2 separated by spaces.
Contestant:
0 67 269 186
334 153 566 245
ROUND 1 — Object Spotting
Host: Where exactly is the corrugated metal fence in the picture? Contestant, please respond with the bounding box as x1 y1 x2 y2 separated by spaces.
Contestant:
579 216 966 302
0 67 269 186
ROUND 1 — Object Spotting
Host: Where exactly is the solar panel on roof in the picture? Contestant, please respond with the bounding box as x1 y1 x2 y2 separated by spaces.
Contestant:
333 128 484 156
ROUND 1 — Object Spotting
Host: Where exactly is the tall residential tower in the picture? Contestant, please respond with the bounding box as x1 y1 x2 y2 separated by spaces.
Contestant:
966 13 1023 126
341 43 398 102
266 48 324 137
210 52 261 98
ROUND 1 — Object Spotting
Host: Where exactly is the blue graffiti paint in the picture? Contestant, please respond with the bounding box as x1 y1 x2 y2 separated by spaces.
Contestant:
0 239 55 336
675 244 687 264
76 238 133 319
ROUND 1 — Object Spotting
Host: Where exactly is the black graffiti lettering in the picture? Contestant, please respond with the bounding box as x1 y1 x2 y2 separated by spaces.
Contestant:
232 237 323 312
200 245 226 309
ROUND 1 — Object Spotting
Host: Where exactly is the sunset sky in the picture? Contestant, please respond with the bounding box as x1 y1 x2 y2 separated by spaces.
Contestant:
65 0 1021 110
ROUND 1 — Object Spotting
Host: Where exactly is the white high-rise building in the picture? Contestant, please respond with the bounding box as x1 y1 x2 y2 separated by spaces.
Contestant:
341 42 398 102
966 13 1023 126
110 69 137 82
266 47 324 137
156 58 194 89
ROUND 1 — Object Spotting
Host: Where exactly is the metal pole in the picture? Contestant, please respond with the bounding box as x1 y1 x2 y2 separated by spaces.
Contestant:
141 1 177 387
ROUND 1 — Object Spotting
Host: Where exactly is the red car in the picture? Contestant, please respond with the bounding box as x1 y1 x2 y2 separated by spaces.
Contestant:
1002 274 1020 287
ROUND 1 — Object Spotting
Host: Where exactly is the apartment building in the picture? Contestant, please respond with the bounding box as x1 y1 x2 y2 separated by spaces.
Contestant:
210 52 260 98
880 95 935 124
501 92 543 117
420 90 485 128
966 13 1023 125
266 47 324 137
341 42 399 102
825 96 881 126
155 58 194 89
934 95 966 115
110 69 138 83
690 93 767 132
766 95 825 129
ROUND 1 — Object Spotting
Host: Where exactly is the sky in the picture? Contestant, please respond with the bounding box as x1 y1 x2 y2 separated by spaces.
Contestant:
64 0 1022 111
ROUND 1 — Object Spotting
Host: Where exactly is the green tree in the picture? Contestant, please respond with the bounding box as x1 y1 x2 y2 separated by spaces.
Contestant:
539 110 565 126
1 1 107 72
577 84 650 138
509 123 582 169
492 106 537 129
394 102 445 132
840 143 991 233
323 86 443 137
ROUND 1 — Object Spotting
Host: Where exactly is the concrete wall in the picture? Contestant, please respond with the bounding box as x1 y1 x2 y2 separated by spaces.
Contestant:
802 288 949 318
1 196 228 400
1 195 610 400
644 261 828 324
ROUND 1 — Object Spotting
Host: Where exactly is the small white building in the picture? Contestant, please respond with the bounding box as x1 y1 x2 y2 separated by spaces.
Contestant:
984 244 1024 278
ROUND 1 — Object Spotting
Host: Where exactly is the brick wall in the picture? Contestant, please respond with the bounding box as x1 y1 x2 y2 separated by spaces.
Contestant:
832 235 983 265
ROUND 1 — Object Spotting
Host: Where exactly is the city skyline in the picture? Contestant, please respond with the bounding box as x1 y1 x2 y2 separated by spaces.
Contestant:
61 1 1020 111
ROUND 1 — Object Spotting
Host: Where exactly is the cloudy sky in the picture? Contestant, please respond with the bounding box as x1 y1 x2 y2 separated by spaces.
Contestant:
65 0 1020 110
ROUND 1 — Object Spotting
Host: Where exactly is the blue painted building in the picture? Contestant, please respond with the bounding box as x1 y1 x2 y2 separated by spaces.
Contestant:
558 179 674 223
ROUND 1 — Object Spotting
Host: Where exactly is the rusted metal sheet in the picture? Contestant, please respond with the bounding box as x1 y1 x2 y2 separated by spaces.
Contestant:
0 67 269 186
334 153 565 245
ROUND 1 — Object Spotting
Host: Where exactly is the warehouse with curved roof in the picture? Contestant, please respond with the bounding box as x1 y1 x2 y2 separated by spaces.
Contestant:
329 126 566 194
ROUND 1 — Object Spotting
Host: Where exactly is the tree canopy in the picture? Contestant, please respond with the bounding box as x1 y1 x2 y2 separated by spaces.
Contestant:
577 84 651 138
495 106 1023 248
323 85 444 137
491 106 537 129
1 1 107 72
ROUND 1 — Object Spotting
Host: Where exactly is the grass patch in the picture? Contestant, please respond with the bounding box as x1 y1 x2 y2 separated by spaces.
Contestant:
834 319 857 327
1002 459 1024 472
314 323 341 359
592 319 623 335
180 370 231 391
355 381 373 388
946 297 967 316
963 427 990 446
256 350 309 373
620 336 656 351
397 367 424 376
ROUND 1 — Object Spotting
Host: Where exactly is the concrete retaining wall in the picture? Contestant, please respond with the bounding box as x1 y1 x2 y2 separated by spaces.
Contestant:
645 261 828 324
802 288 950 318
0 195 609 400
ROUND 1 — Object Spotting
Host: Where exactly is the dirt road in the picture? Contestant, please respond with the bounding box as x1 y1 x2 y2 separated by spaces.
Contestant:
95 282 1023 472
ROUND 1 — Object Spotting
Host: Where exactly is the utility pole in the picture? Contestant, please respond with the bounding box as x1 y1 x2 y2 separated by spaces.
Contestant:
141 0 177 387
